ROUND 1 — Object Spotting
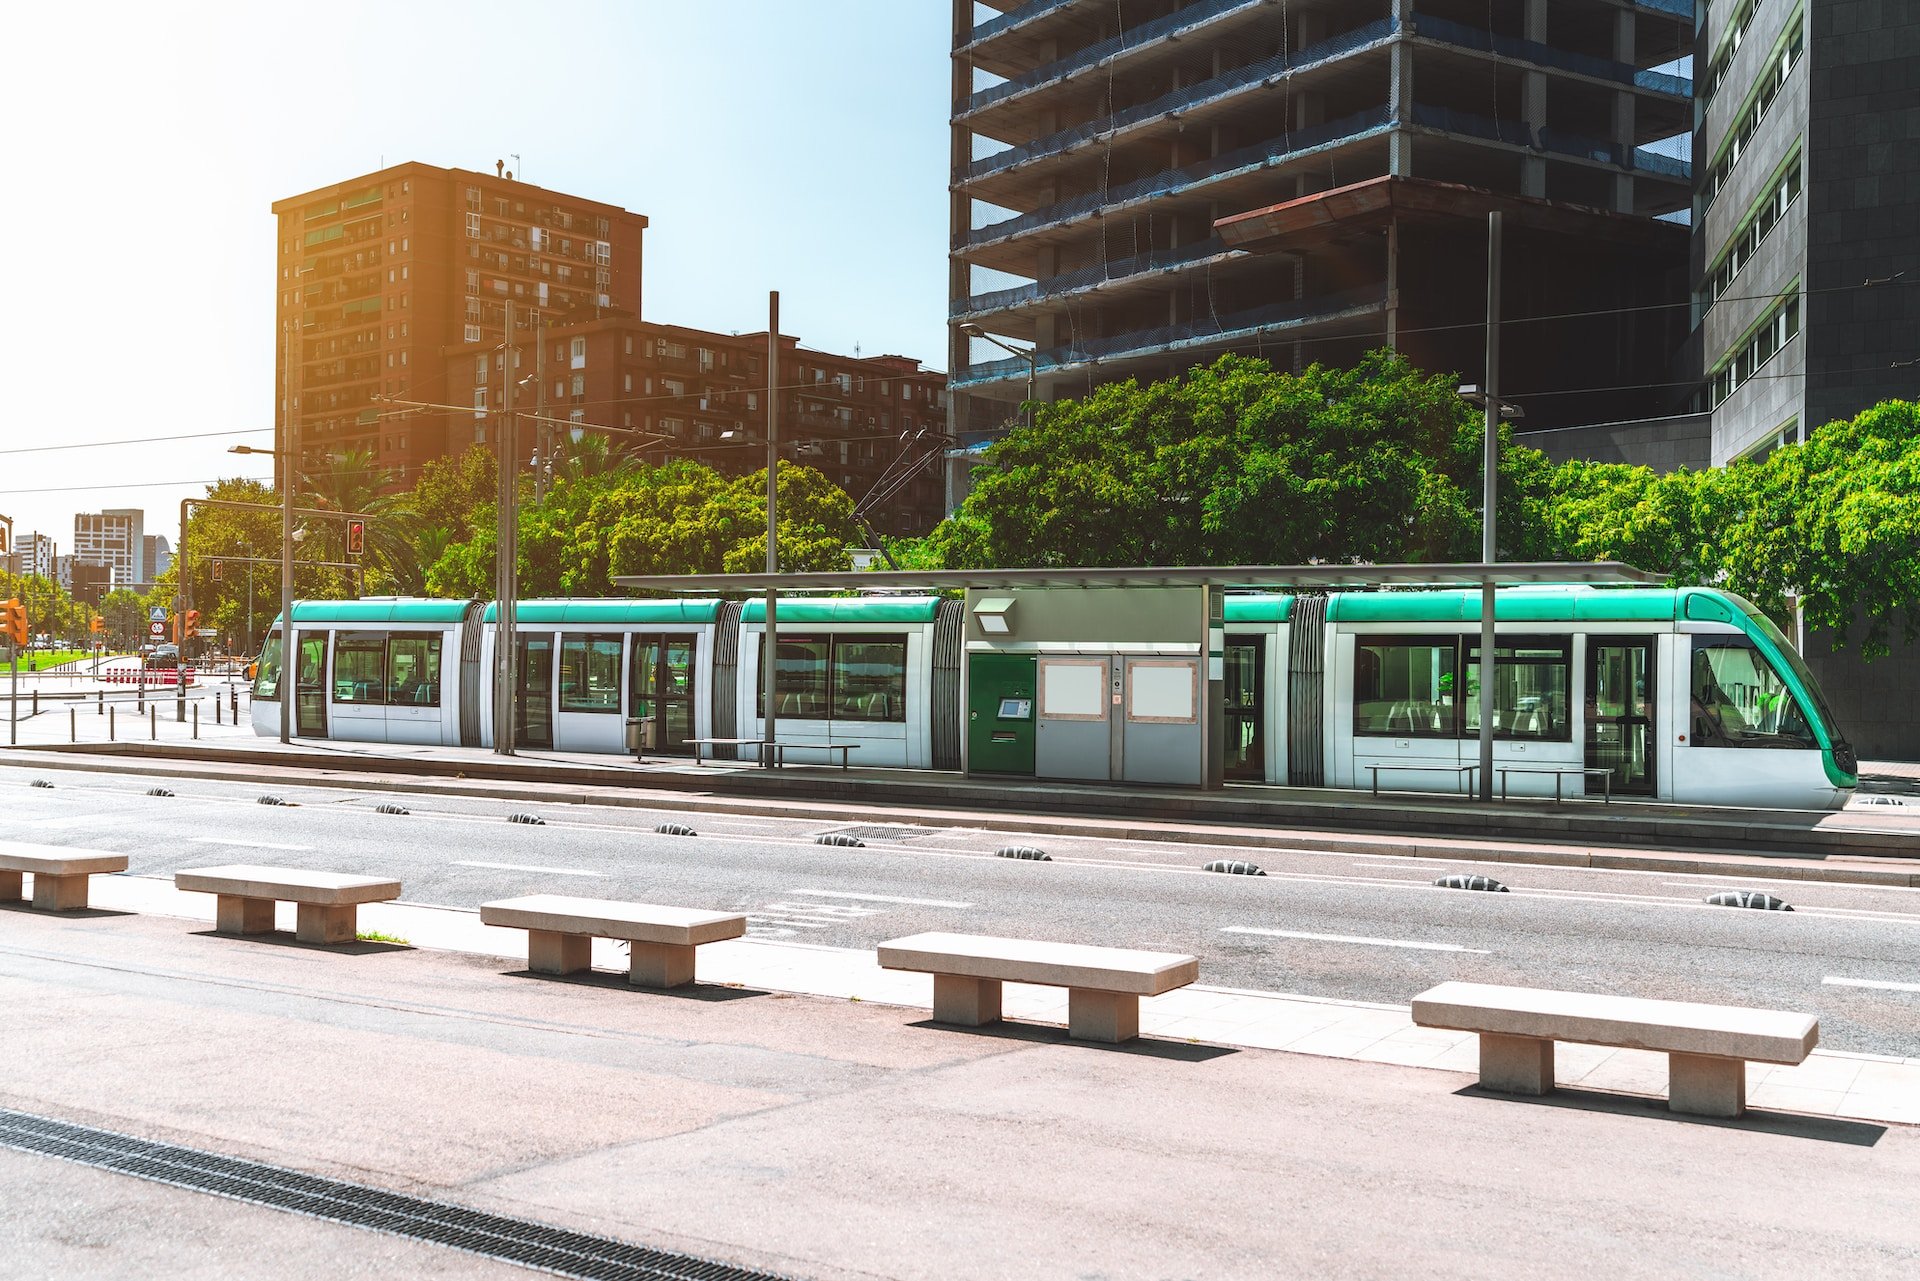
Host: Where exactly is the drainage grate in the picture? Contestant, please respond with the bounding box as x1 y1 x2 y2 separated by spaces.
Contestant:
815 824 940 844
0 1108 796 1281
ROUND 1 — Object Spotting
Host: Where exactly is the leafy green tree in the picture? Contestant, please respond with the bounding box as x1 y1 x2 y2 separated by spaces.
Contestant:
408 444 497 540
301 448 421 593
100 589 148 649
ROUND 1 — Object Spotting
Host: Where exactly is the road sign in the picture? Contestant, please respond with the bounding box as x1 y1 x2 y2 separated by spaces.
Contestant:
149 620 166 639
149 607 168 623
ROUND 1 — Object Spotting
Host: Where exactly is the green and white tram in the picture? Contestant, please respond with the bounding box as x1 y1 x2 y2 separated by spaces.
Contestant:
253 585 1854 810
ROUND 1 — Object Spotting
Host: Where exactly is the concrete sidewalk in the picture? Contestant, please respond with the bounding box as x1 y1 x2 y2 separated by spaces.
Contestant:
3 888 1918 1278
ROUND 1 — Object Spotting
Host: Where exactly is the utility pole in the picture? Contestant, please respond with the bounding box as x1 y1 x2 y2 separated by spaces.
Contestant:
493 300 519 756
534 314 549 500
762 291 779 767
1478 211 1502 803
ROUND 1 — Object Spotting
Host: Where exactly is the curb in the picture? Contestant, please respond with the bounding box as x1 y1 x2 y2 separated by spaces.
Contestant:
7 746 1918 889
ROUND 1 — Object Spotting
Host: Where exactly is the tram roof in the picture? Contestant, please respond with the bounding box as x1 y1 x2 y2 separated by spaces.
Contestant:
612 562 1663 594
276 599 474 625
480 599 724 625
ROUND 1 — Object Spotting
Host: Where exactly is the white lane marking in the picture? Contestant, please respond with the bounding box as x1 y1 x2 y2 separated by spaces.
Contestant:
1222 925 1491 954
1823 976 1920 994
453 860 601 877
760 902 880 919
748 916 833 930
789 889 974 909
191 836 313 852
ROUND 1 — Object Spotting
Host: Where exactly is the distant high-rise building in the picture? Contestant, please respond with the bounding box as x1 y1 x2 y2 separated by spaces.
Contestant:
142 534 172 585
3 532 56 579
1692 2 1920 464
271 162 649 488
72 508 143 589
948 0 1698 490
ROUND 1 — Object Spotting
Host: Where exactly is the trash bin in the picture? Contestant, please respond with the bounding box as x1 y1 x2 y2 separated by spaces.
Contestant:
624 716 654 758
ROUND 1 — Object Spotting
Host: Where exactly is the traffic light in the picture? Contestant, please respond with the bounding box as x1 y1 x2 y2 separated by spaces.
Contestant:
346 519 366 558
211 558 224 582
0 526 8 554
90 614 104 634
184 609 201 637
2 598 26 646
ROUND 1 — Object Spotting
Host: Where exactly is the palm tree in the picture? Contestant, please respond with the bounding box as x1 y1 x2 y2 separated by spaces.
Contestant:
300 449 423 594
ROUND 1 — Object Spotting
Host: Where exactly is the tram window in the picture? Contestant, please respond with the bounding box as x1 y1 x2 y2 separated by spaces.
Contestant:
833 638 907 722
333 631 387 703
387 634 441 706
1353 638 1455 736
559 634 621 713
1463 640 1571 741
253 633 283 701
1690 640 1816 749
757 634 907 722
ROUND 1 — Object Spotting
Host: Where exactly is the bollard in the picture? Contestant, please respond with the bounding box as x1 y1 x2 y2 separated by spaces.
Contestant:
150 705 156 740
32 690 38 715
97 689 104 715
193 704 199 740
109 706 115 741
215 696 222 726
70 707 76 742
231 687 239 721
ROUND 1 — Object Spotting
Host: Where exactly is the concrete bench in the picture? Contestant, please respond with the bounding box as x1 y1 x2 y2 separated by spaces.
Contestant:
0 842 129 912
1412 980 1819 1118
878 932 1199 1044
479 894 747 988
175 864 402 945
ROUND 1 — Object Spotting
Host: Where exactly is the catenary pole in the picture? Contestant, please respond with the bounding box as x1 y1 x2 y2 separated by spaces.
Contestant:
280 320 297 744
763 291 779 768
1479 211 1502 802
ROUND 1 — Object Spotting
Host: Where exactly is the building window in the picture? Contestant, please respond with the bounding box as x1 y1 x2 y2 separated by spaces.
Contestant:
1707 293 1800 409
570 336 586 368
466 212 482 238
1698 23 1805 214
1698 155 1802 315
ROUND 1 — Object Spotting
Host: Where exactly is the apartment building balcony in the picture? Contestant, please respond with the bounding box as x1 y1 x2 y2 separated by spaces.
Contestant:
960 17 1398 209
950 283 1389 392
959 106 1395 269
957 0 1279 142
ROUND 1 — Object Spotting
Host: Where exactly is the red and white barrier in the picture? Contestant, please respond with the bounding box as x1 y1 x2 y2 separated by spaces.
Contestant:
99 667 197 686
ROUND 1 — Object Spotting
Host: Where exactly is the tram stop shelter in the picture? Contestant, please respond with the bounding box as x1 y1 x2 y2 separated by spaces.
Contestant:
611 563 1661 792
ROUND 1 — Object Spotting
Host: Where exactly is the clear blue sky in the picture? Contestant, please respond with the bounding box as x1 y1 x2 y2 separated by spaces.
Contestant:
0 1 952 553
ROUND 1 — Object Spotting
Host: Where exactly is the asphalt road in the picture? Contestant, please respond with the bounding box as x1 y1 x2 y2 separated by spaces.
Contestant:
6 760 1920 1058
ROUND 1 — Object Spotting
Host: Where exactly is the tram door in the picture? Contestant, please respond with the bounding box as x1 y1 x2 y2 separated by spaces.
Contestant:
295 635 329 737
630 634 697 754
516 635 554 750
1587 640 1655 795
1223 637 1265 781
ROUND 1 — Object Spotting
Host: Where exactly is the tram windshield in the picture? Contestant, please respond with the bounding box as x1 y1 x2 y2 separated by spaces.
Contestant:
253 632 283 701
1690 639 1816 749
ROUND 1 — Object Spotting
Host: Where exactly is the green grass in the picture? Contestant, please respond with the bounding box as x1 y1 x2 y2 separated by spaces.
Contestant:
14 650 91 672
356 930 411 946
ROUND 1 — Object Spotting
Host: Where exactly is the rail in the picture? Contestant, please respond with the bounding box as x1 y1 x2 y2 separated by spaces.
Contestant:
959 0 1265 117
963 0 1079 49
952 284 1388 388
964 19 1398 183
953 236 1241 318
1409 14 1692 97
961 106 1392 250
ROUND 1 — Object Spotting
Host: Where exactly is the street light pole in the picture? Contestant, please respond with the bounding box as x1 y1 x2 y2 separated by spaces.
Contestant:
960 324 1038 429
281 320 297 745
1478 211 1502 803
494 300 519 756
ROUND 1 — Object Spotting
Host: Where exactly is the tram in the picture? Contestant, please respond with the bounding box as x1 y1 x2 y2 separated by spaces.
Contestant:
251 586 1857 810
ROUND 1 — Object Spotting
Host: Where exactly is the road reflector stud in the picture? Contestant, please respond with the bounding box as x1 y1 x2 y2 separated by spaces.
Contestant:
1435 874 1509 892
508 812 546 826
29 780 53 789
1705 890 1792 911
816 833 865 848
145 787 174 798
257 795 295 807
655 822 697 836
1203 859 1266 876
996 846 1051 861
374 803 410 816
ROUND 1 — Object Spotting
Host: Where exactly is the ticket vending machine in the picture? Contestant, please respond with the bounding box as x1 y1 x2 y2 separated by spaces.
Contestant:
966 653 1036 775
